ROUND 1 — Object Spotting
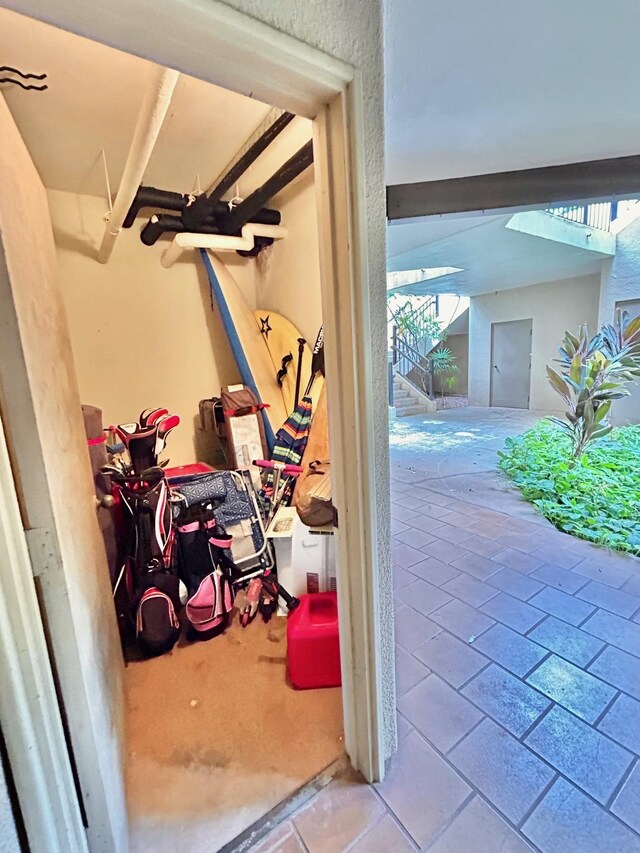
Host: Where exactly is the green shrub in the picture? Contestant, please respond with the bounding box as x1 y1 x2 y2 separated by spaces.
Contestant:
432 346 458 400
498 421 640 555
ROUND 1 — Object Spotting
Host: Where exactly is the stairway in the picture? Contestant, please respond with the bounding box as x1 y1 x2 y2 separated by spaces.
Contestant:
393 374 436 417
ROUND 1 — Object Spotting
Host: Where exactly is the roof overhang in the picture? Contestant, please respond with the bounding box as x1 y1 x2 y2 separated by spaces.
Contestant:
387 210 615 297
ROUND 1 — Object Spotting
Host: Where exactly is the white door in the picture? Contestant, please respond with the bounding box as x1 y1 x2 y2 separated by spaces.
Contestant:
490 319 532 408
0 411 89 853
613 299 640 425
0 94 127 851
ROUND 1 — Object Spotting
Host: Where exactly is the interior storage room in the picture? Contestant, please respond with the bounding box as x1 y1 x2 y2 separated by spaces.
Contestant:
0 8 343 851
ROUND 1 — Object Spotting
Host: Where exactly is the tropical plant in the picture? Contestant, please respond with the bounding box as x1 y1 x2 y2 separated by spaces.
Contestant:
432 346 458 400
442 374 459 395
546 308 640 458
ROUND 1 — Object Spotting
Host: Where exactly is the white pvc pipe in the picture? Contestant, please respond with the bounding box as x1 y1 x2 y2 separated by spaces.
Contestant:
161 224 288 268
98 66 179 263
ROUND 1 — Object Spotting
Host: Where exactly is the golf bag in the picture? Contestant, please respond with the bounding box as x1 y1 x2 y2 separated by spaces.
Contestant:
116 467 183 657
171 469 300 624
176 504 236 640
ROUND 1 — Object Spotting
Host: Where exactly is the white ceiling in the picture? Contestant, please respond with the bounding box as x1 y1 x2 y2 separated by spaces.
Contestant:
387 211 614 297
7 3 639 204
384 0 640 185
0 7 289 197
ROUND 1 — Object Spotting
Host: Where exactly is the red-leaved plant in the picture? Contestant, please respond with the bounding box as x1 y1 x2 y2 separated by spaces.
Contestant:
546 308 640 458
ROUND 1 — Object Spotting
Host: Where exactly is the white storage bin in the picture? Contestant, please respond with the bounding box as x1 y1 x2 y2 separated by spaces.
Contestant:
267 506 336 614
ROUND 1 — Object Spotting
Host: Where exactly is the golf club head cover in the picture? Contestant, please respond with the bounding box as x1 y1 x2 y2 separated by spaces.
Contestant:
139 407 169 428
154 413 180 456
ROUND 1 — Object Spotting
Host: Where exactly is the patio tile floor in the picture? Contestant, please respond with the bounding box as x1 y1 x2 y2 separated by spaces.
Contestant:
525 654 617 723
527 615 605 667
473 621 549 676
480 591 546 633
598 693 640 754
250 409 640 853
524 706 633 805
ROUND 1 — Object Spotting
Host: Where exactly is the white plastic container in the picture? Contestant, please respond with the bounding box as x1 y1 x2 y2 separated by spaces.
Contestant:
267 506 336 614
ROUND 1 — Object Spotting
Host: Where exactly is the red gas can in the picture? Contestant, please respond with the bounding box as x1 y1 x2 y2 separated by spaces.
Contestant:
287 592 341 690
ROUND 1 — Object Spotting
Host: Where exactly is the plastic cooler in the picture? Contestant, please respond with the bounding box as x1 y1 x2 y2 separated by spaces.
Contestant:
286 592 341 689
266 506 336 614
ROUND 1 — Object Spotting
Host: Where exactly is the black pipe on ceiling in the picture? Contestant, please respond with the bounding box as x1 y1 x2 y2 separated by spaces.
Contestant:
140 205 282 246
140 214 219 246
222 140 313 234
123 187 188 228
126 117 312 255
124 112 295 229
210 112 295 202
139 142 311 246
181 111 295 231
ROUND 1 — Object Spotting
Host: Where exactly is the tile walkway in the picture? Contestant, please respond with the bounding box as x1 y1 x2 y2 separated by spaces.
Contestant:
250 408 640 852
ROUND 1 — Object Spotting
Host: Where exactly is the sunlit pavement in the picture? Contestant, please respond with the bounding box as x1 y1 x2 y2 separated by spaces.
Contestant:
251 408 640 852
386 406 640 853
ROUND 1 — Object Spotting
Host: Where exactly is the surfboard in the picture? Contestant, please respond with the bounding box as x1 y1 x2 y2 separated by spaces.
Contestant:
200 251 288 448
253 310 325 413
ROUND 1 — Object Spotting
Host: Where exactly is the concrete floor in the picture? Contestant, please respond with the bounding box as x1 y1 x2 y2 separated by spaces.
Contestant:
127 618 343 852
251 407 640 853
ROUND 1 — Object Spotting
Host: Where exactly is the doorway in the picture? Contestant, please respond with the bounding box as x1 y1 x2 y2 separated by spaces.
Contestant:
490 318 532 408
0 23 338 849
0 3 391 852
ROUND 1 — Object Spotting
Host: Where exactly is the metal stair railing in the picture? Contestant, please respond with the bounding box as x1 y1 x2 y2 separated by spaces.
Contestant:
409 294 440 351
387 294 440 353
390 325 435 402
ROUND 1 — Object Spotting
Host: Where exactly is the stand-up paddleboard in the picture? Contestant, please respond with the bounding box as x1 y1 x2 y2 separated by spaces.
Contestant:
200 250 288 450
253 311 325 413
293 383 334 526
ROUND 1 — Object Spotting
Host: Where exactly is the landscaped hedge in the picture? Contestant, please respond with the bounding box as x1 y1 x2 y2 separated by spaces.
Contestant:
498 421 640 556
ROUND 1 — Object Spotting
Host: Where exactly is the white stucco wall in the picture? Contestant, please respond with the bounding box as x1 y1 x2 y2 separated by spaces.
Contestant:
49 190 242 466
599 216 640 424
220 1 393 758
598 216 640 325
469 275 600 411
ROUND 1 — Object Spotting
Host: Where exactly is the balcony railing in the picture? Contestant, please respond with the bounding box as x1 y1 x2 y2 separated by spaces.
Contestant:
546 199 639 232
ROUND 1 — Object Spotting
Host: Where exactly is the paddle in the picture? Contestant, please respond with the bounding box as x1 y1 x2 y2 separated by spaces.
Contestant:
294 337 306 409
305 326 325 396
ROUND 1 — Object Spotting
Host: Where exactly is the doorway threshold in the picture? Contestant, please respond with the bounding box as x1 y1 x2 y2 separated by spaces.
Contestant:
224 754 348 853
